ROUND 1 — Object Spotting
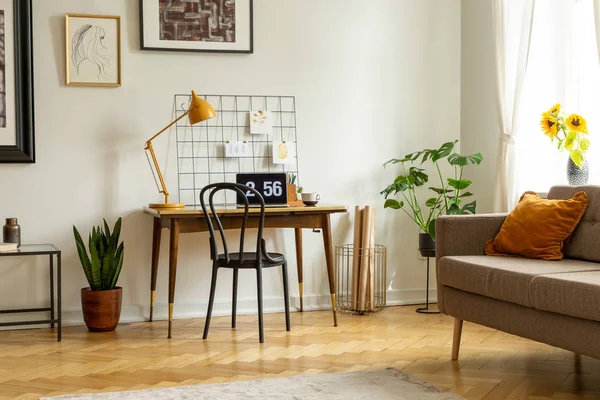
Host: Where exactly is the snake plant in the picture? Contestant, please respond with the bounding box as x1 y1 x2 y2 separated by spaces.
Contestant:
73 218 124 291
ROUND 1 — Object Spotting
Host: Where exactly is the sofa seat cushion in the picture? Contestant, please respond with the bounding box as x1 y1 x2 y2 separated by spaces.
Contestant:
438 255 600 308
530 271 600 322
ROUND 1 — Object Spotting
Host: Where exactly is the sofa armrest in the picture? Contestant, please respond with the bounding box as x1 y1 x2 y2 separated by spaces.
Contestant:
435 213 507 314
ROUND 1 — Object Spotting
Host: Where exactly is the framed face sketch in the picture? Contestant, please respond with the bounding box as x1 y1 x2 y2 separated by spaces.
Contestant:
139 0 253 53
65 14 121 87
0 0 34 163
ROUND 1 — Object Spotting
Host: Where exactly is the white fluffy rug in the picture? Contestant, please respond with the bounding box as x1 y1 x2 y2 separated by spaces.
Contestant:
42 368 463 399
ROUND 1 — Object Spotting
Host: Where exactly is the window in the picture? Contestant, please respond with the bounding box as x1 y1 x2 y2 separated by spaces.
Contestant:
514 0 600 195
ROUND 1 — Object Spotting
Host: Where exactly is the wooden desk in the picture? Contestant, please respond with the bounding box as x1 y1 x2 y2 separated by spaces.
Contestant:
144 204 348 338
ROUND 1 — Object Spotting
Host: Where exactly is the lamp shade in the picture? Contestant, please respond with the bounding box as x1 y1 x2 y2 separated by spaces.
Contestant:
189 90 217 125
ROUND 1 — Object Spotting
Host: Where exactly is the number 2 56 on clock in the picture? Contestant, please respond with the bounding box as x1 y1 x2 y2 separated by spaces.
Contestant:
235 173 288 206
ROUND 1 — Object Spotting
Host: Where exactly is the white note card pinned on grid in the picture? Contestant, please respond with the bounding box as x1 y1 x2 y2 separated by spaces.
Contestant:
273 142 295 164
250 110 272 135
225 141 250 158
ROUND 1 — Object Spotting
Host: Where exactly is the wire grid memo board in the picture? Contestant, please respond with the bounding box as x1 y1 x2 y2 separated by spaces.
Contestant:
174 94 301 206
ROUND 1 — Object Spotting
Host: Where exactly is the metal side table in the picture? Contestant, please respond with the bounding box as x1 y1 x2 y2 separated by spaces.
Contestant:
0 244 61 341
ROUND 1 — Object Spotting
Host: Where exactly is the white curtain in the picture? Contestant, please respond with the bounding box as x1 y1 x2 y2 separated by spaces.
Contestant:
595 0 600 62
512 0 600 197
492 0 535 212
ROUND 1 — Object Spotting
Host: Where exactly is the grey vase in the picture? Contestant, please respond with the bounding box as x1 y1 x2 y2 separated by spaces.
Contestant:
567 157 589 185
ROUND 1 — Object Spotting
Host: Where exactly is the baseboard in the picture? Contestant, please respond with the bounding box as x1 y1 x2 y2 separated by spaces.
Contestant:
386 288 437 306
0 289 438 329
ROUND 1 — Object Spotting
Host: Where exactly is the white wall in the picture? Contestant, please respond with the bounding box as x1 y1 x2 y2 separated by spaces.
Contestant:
0 0 461 326
461 0 499 213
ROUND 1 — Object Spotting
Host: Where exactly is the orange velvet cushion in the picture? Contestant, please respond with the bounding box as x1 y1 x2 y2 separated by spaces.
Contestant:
485 191 588 260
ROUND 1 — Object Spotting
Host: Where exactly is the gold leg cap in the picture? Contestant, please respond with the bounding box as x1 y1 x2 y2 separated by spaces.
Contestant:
149 291 156 321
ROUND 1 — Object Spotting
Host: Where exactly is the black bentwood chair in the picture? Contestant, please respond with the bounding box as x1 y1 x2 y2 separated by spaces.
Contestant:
200 183 291 343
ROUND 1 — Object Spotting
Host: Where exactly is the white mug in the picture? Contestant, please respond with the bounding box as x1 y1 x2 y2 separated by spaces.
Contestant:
301 192 321 204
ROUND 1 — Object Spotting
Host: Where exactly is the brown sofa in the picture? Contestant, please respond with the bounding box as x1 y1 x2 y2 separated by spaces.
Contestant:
436 185 600 360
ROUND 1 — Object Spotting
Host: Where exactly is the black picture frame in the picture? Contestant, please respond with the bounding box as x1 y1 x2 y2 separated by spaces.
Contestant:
139 0 253 54
0 0 34 163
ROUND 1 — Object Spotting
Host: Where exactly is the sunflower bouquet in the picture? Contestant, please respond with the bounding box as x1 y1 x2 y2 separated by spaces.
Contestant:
540 104 590 168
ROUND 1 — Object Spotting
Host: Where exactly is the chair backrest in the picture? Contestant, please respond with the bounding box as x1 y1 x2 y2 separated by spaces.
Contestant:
199 182 266 265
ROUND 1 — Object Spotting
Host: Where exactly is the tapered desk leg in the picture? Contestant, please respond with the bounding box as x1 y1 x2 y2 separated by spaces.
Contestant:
294 228 304 312
168 218 180 339
322 215 338 327
149 218 162 322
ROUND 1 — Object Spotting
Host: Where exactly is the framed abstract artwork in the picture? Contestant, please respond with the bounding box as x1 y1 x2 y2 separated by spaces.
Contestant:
0 0 34 163
139 0 253 53
65 14 121 87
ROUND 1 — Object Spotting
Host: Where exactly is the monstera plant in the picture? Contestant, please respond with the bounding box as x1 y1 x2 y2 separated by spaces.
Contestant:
73 217 124 332
381 140 483 253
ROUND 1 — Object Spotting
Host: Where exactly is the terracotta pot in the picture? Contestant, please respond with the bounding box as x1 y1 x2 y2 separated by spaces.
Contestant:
418 233 436 258
81 287 122 332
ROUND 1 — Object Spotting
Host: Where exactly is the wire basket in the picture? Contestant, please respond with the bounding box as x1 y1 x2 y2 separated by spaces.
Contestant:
335 244 386 314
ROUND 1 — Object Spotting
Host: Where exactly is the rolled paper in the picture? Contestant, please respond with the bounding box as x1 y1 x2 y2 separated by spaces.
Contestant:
351 206 363 310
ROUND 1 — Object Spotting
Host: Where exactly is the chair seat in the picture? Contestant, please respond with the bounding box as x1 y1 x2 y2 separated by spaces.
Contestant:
216 252 285 268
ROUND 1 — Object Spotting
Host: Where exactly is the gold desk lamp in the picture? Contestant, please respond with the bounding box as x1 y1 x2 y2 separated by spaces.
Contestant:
145 90 217 209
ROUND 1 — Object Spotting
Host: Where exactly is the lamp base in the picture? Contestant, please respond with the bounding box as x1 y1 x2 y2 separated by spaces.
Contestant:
148 203 186 209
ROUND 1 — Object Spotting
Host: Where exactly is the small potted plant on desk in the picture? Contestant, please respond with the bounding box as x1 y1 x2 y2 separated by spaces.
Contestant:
73 218 124 332
381 140 483 255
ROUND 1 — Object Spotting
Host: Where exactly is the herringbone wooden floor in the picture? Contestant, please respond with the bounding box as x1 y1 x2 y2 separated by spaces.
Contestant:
0 306 599 399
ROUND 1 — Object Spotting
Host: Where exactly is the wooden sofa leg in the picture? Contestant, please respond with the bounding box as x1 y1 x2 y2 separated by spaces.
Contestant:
452 318 463 361
574 353 581 373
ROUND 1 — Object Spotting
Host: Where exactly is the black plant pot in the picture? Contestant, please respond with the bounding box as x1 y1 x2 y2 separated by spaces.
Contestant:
418 233 436 258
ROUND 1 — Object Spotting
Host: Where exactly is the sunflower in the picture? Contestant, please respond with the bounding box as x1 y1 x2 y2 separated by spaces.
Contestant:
540 112 558 137
566 114 588 133
546 103 561 116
